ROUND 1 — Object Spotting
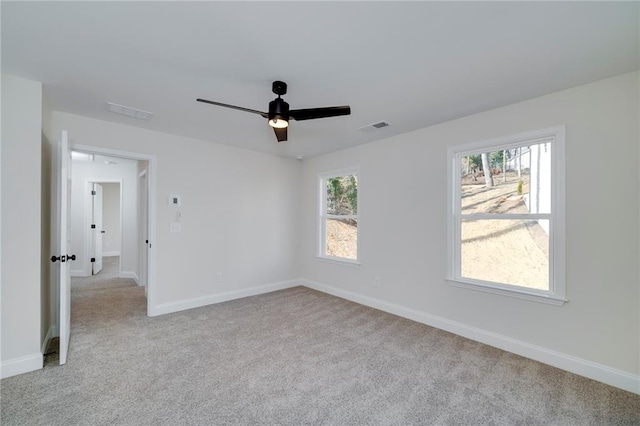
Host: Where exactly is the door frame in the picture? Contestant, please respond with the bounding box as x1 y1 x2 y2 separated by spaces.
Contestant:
82 179 123 277
71 144 157 316
56 130 72 365
138 169 149 292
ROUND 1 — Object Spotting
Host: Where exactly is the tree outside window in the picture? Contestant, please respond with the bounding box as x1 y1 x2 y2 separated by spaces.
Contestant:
320 171 359 262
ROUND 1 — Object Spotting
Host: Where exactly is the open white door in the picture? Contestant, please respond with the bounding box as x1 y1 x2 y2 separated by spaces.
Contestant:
54 130 73 365
91 183 104 274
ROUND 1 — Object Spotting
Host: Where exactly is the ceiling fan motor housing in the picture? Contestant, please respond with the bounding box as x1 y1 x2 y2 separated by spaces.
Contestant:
269 97 289 121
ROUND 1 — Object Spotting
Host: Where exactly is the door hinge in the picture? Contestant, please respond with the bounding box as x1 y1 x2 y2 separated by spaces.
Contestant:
91 257 95 263
91 224 96 229
91 190 96 195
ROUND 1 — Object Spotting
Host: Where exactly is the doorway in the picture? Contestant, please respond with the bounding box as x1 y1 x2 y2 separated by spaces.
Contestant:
72 180 127 290
89 181 122 276
50 138 156 367
66 144 156 315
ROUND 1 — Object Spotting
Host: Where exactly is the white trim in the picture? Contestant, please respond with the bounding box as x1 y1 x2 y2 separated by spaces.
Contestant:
318 167 360 263
103 251 120 257
82 180 92 276
316 255 361 267
326 214 358 220
40 325 55 355
455 134 555 157
447 126 566 302
71 269 87 277
71 144 156 318
119 271 139 285
461 213 551 220
300 278 640 395
317 167 361 181
446 278 567 306
150 279 300 317
1 353 43 379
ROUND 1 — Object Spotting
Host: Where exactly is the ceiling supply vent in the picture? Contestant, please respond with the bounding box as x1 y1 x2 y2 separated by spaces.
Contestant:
106 102 154 120
357 121 390 133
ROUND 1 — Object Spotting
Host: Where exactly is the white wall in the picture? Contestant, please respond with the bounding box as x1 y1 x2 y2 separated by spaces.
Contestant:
41 87 54 351
70 158 137 277
299 73 639 386
99 182 121 256
52 111 301 312
1 75 43 377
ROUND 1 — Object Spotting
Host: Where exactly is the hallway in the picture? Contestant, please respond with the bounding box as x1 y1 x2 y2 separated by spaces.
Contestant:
44 256 143 367
71 256 137 291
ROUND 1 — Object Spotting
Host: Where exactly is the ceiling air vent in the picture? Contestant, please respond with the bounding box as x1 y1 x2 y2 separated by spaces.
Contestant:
357 121 390 133
106 102 154 120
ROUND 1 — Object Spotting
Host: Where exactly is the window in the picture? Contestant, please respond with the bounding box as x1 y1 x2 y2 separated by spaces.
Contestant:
319 170 359 264
447 127 566 305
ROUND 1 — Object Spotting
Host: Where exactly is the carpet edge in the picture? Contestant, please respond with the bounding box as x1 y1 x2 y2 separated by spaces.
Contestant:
150 279 301 316
300 278 640 395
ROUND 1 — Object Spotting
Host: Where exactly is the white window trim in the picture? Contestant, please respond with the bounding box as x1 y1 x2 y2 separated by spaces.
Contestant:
446 126 566 306
318 168 361 265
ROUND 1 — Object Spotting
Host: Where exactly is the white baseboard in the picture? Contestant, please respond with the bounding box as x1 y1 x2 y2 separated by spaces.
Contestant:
150 279 300 317
1 353 43 379
119 271 139 285
71 269 88 277
103 252 120 257
301 278 640 395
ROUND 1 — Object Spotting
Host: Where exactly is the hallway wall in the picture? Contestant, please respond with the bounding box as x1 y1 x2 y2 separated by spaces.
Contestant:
70 157 138 280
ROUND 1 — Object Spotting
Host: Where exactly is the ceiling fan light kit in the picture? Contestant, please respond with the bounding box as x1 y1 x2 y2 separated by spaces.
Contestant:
268 84 290 128
197 80 350 143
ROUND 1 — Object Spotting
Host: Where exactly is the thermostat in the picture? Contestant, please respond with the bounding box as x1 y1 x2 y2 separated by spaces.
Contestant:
169 195 181 206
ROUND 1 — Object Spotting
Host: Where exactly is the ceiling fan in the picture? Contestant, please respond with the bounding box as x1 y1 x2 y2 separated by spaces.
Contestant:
197 81 351 142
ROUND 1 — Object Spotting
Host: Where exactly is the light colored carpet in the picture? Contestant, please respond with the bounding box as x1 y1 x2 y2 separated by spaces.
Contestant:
1 286 638 425
71 256 137 291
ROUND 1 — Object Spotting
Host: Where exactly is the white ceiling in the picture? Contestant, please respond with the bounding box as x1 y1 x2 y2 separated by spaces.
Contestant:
3 2 638 159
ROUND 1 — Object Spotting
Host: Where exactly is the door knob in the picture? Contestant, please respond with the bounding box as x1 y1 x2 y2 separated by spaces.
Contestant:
50 255 60 263
101 230 105 234
51 255 66 262
67 254 76 261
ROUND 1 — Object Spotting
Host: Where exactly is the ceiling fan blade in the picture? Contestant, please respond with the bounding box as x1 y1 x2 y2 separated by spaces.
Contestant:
196 98 268 118
273 126 287 142
289 106 351 121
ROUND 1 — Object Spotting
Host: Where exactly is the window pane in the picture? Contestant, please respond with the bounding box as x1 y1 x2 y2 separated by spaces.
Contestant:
326 175 358 215
461 219 549 290
326 218 357 260
460 142 551 214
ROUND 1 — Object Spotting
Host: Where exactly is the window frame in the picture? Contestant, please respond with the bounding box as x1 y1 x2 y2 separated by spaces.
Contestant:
318 168 360 265
446 126 566 306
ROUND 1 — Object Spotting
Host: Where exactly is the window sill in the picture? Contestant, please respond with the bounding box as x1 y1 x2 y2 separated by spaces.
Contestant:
317 256 361 267
446 278 567 306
